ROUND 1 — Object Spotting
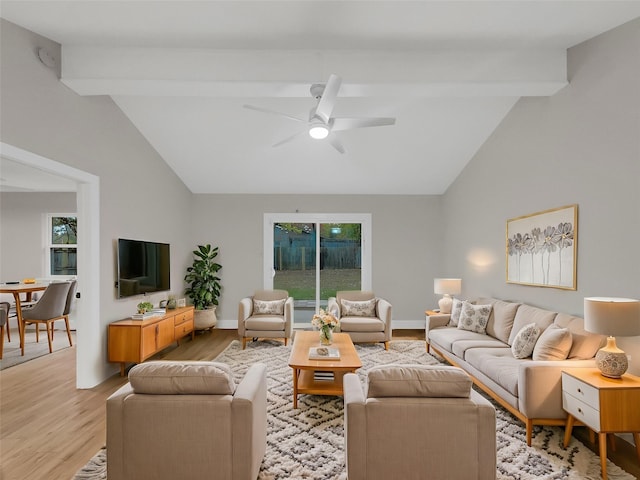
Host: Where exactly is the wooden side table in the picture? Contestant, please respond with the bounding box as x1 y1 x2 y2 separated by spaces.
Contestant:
562 368 640 480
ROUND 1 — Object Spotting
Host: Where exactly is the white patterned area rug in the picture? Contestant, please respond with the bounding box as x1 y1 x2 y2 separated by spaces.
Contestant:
74 340 634 480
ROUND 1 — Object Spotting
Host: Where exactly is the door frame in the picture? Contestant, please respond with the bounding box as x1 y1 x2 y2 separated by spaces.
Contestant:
1 142 101 388
263 213 372 315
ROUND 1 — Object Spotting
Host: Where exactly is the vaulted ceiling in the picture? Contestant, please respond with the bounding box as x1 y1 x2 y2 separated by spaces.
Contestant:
2 1 640 194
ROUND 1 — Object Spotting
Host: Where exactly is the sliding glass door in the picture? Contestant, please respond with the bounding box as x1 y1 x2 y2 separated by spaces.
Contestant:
264 214 371 326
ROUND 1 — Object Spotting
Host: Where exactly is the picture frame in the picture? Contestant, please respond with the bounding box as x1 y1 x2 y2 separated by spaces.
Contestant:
177 298 186 308
506 204 577 290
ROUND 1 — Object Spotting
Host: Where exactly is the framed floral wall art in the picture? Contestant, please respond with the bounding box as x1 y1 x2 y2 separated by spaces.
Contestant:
506 204 577 290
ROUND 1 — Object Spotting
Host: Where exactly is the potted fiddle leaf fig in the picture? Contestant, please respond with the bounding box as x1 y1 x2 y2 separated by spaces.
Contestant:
184 244 222 330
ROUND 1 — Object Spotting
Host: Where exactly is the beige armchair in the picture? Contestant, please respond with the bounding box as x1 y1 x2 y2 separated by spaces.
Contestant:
327 291 392 350
107 361 267 480
238 289 293 349
344 365 497 480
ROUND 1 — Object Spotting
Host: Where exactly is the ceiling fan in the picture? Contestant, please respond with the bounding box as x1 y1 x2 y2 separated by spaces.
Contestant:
243 74 396 154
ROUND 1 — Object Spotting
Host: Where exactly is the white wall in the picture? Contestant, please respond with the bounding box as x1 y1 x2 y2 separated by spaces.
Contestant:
0 192 76 281
190 194 442 326
442 18 640 374
0 20 194 385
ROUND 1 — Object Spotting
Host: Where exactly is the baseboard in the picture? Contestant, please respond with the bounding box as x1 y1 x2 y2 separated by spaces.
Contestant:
215 319 425 330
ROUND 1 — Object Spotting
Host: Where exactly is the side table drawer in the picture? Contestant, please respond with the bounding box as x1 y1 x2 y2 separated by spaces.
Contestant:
562 372 599 408
563 391 600 431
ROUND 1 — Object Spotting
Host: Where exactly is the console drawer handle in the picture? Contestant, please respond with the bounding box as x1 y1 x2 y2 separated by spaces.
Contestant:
578 407 583 414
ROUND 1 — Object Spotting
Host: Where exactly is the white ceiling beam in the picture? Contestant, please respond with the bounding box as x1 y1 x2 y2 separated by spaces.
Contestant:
61 47 567 97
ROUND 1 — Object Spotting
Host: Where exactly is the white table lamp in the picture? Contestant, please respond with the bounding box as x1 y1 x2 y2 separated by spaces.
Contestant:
434 278 462 314
584 297 640 378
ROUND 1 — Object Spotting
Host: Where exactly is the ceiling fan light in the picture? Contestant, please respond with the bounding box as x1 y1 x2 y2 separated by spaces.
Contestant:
309 125 329 139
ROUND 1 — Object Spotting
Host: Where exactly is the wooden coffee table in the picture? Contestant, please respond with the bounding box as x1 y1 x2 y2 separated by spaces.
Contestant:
288 331 362 408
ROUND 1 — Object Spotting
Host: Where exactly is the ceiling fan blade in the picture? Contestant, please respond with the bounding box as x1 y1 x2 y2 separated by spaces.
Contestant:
331 117 396 132
328 134 346 154
243 104 306 123
272 130 304 148
315 74 342 124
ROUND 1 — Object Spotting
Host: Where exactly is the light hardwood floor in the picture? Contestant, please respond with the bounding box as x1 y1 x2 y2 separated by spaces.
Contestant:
1 329 638 480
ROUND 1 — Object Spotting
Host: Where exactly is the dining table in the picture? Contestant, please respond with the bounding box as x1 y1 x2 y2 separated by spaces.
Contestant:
0 282 49 349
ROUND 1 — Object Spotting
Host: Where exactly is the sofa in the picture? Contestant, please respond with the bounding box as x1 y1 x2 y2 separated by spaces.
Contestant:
344 364 496 480
425 297 604 446
327 290 392 350
107 361 267 480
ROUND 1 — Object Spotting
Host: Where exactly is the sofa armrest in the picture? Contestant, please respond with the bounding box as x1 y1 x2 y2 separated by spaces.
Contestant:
518 359 597 419
376 298 392 340
232 363 268 480
106 383 135 480
327 297 340 319
343 373 366 480
284 297 294 337
237 297 253 336
425 313 450 339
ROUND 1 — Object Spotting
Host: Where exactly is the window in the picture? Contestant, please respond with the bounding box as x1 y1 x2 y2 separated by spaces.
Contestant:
48 214 77 276
264 213 371 326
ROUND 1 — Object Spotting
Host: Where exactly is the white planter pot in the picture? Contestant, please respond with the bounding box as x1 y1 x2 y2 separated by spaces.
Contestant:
194 306 217 330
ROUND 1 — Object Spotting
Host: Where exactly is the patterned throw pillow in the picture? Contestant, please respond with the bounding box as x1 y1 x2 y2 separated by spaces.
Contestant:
457 302 492 333
253 298 286 315
449 298 464 326
511 323 541 359
341 298 377 317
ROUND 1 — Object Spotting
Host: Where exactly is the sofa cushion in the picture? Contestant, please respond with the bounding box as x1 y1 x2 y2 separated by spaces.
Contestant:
464 348 521 397
451 337 510 359
429 326 492 352
129 361 236 395
511 323 541 359
554 313 605 359
340 316 385 332
449 298 464 326
508 305 557 345
457 302 492 334
366 364 472 398
253 298 285 315
341 298 377 317
532 324 573 361
486 300 520 344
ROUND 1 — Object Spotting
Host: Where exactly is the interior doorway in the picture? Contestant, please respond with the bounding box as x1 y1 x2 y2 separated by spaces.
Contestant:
0 142 100 388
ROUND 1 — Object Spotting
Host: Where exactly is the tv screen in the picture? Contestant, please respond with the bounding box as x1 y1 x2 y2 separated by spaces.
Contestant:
117 238 170 298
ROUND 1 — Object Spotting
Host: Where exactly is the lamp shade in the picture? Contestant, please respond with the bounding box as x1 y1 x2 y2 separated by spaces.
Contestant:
434 278 462 296
584 297 640 336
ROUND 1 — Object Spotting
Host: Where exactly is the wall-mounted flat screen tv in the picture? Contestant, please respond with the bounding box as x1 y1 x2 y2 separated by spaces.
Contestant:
117 238 170 298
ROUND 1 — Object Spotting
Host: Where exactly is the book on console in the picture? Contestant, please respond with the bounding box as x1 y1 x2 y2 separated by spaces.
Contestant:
308 347 340 360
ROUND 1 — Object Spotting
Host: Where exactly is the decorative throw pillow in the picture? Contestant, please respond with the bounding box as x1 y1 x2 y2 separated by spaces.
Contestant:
457 302 492 334
511 323 541 359
253 298 286 315
532 325 573 361
449 298 464 327
341 298 377 317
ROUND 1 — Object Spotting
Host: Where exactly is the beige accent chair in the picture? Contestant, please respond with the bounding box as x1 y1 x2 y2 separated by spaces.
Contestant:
238 289 293 349
327 291 392 350
107 361 267 480
344 365 497 480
